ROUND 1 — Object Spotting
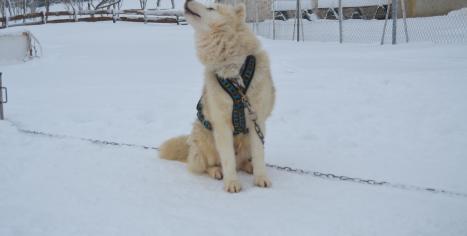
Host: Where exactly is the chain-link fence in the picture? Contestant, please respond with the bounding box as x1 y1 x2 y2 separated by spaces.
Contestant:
249 0 467 44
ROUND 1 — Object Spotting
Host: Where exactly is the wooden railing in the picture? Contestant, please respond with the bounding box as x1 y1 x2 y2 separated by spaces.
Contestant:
0 9 184 29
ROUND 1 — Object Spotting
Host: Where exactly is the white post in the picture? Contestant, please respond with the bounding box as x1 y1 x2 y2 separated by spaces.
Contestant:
23 0 26 23
112 8 116 23
42 11 46 24
2 4 7 28
6 0 12 28
74 9 78 22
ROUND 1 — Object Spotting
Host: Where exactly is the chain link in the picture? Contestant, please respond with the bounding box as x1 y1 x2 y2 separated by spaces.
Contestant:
266 163 467 198
9 120 158 150
6 120 467 199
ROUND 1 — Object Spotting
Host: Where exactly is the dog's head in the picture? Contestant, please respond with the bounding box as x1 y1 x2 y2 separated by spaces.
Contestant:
184 0 246 33
184 0 259 70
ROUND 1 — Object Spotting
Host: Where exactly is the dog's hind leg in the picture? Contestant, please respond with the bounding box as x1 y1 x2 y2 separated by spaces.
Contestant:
206 166 223 180
187 145 207 174
235 136 253 174
240 160 253 174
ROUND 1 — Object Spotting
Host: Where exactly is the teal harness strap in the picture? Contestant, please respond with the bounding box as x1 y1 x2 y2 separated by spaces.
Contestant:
196 55 256 135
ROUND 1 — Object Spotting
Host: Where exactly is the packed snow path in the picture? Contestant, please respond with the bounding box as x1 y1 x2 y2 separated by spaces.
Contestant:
1 22 467 235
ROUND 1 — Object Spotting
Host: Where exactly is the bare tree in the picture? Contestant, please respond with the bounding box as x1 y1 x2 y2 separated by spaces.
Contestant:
64 0 86 12
139 0 147 10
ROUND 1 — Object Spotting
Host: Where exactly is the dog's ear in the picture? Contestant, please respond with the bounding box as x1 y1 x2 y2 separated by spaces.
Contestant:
234 3 246 22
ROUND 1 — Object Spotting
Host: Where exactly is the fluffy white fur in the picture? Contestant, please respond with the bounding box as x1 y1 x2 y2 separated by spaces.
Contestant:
159 0 275 193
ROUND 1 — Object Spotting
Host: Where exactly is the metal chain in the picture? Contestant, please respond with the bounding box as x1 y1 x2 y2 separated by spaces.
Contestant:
266 163 467 198
6 120 467 199
9 120 158 151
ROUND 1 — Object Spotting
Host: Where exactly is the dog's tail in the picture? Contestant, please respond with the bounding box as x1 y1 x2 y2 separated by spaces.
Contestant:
159 135 189 163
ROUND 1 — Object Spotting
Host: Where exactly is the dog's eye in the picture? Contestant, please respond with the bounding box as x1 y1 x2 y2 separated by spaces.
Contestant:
206 7 215 11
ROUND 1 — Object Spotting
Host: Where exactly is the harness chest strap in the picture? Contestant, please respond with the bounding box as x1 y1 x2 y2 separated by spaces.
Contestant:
197 55 256 135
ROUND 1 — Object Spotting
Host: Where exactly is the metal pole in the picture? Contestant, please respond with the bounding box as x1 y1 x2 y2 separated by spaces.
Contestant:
392 0 398 45
381 0 391 45
0 72 4 120
300 0 304 41
272 0 276 40
254 0 259 33
296 0 300 42
401 0 409 43
143 1 147 24
339 0 343 43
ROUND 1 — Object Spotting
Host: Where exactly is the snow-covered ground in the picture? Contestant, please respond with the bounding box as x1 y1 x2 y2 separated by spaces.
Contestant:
1 22 467 235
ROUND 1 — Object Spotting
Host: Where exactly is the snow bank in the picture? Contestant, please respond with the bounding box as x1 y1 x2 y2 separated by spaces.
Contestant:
0 32 32 63
448 8 467 17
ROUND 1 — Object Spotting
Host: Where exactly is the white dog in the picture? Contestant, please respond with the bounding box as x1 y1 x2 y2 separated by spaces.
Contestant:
160 0 275 193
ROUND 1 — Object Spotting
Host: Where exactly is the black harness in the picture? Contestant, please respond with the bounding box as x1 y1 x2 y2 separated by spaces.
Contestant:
197 55 256 135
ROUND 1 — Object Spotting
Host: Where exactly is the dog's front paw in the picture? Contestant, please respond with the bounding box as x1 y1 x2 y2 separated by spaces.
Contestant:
254 176 272 188
224 179 242 193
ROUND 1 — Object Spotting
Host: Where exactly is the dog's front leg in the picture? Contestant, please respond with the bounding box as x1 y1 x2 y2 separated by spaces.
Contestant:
213 126 241 193
250 121 271 188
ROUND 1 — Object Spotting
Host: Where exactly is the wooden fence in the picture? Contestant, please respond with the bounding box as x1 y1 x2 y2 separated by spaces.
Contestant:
0 9 184 29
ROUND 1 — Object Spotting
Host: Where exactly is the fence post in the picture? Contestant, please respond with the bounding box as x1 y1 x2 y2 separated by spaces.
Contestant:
112 8 116 23
392 0 398 44
401 0 409 43
296 0 300 42
339 0 343 43
23 0 26 23
41 11 46 24
4 5 9 28
0 73 5 120
74 9 78 22
272 0 276 40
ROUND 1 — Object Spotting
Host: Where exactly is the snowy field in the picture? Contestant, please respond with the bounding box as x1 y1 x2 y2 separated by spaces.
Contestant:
1 22 467 235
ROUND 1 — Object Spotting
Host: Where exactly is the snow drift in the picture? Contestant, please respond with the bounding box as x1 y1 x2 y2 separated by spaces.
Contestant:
0 31 41 64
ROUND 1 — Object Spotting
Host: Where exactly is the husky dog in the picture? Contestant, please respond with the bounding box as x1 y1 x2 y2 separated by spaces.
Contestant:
160 0 275 193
